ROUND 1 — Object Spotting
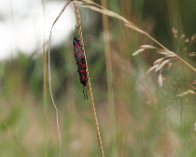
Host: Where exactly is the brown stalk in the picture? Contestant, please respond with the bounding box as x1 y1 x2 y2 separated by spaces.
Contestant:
79 0 196 73
41 0 48 156
101 0 117 156
73 1 106 157
47 1 72 156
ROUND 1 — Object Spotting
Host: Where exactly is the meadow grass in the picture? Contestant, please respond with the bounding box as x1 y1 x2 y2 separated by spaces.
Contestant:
46 1 196 156
0 0 195 157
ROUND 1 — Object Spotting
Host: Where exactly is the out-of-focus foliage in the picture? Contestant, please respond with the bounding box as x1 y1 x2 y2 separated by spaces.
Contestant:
0 0 195 157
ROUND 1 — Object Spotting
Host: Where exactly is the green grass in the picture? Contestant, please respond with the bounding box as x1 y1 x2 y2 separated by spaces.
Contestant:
0 0 195 157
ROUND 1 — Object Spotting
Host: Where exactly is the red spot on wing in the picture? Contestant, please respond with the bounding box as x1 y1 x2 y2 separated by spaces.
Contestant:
77 55 84 61
74 42 80 48
75 50 81 55
81 75 86 81
79 62 86 68
79 69 86 73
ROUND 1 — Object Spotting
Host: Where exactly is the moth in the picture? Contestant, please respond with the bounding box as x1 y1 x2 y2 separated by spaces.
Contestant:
73 36 88 99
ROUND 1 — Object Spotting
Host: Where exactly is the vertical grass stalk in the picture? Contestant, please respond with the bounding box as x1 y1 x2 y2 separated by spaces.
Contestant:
47 1 73 156
73 1 106 157
101 0 117 156
80 0 196 73
41 0 48 156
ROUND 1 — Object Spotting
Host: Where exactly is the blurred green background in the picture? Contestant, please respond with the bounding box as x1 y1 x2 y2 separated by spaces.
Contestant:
0 0 195 157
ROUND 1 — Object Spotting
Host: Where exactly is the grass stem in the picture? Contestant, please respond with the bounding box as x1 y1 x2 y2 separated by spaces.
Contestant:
47 1 73 156
79 0 196 73
73 1 106 157
41 0 49 156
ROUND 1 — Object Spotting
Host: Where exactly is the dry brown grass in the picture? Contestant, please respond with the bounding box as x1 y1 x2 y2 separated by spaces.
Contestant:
47 1 72 156
46 0 196 157
78 0 196 74
47 1 106 157
73 1 106 157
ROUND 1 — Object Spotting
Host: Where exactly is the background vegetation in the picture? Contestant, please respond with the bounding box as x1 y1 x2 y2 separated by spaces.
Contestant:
0 0 195 157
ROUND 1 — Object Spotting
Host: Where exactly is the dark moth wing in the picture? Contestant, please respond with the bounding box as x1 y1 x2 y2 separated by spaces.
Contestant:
73 37 88 86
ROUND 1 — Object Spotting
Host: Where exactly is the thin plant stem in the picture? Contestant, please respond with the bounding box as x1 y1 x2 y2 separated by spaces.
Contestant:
79 0 196 73
101 0 117 156
47 1 72 156
41 0 48 156
175 55 196 73
73 1 106 157
12 134 25 157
